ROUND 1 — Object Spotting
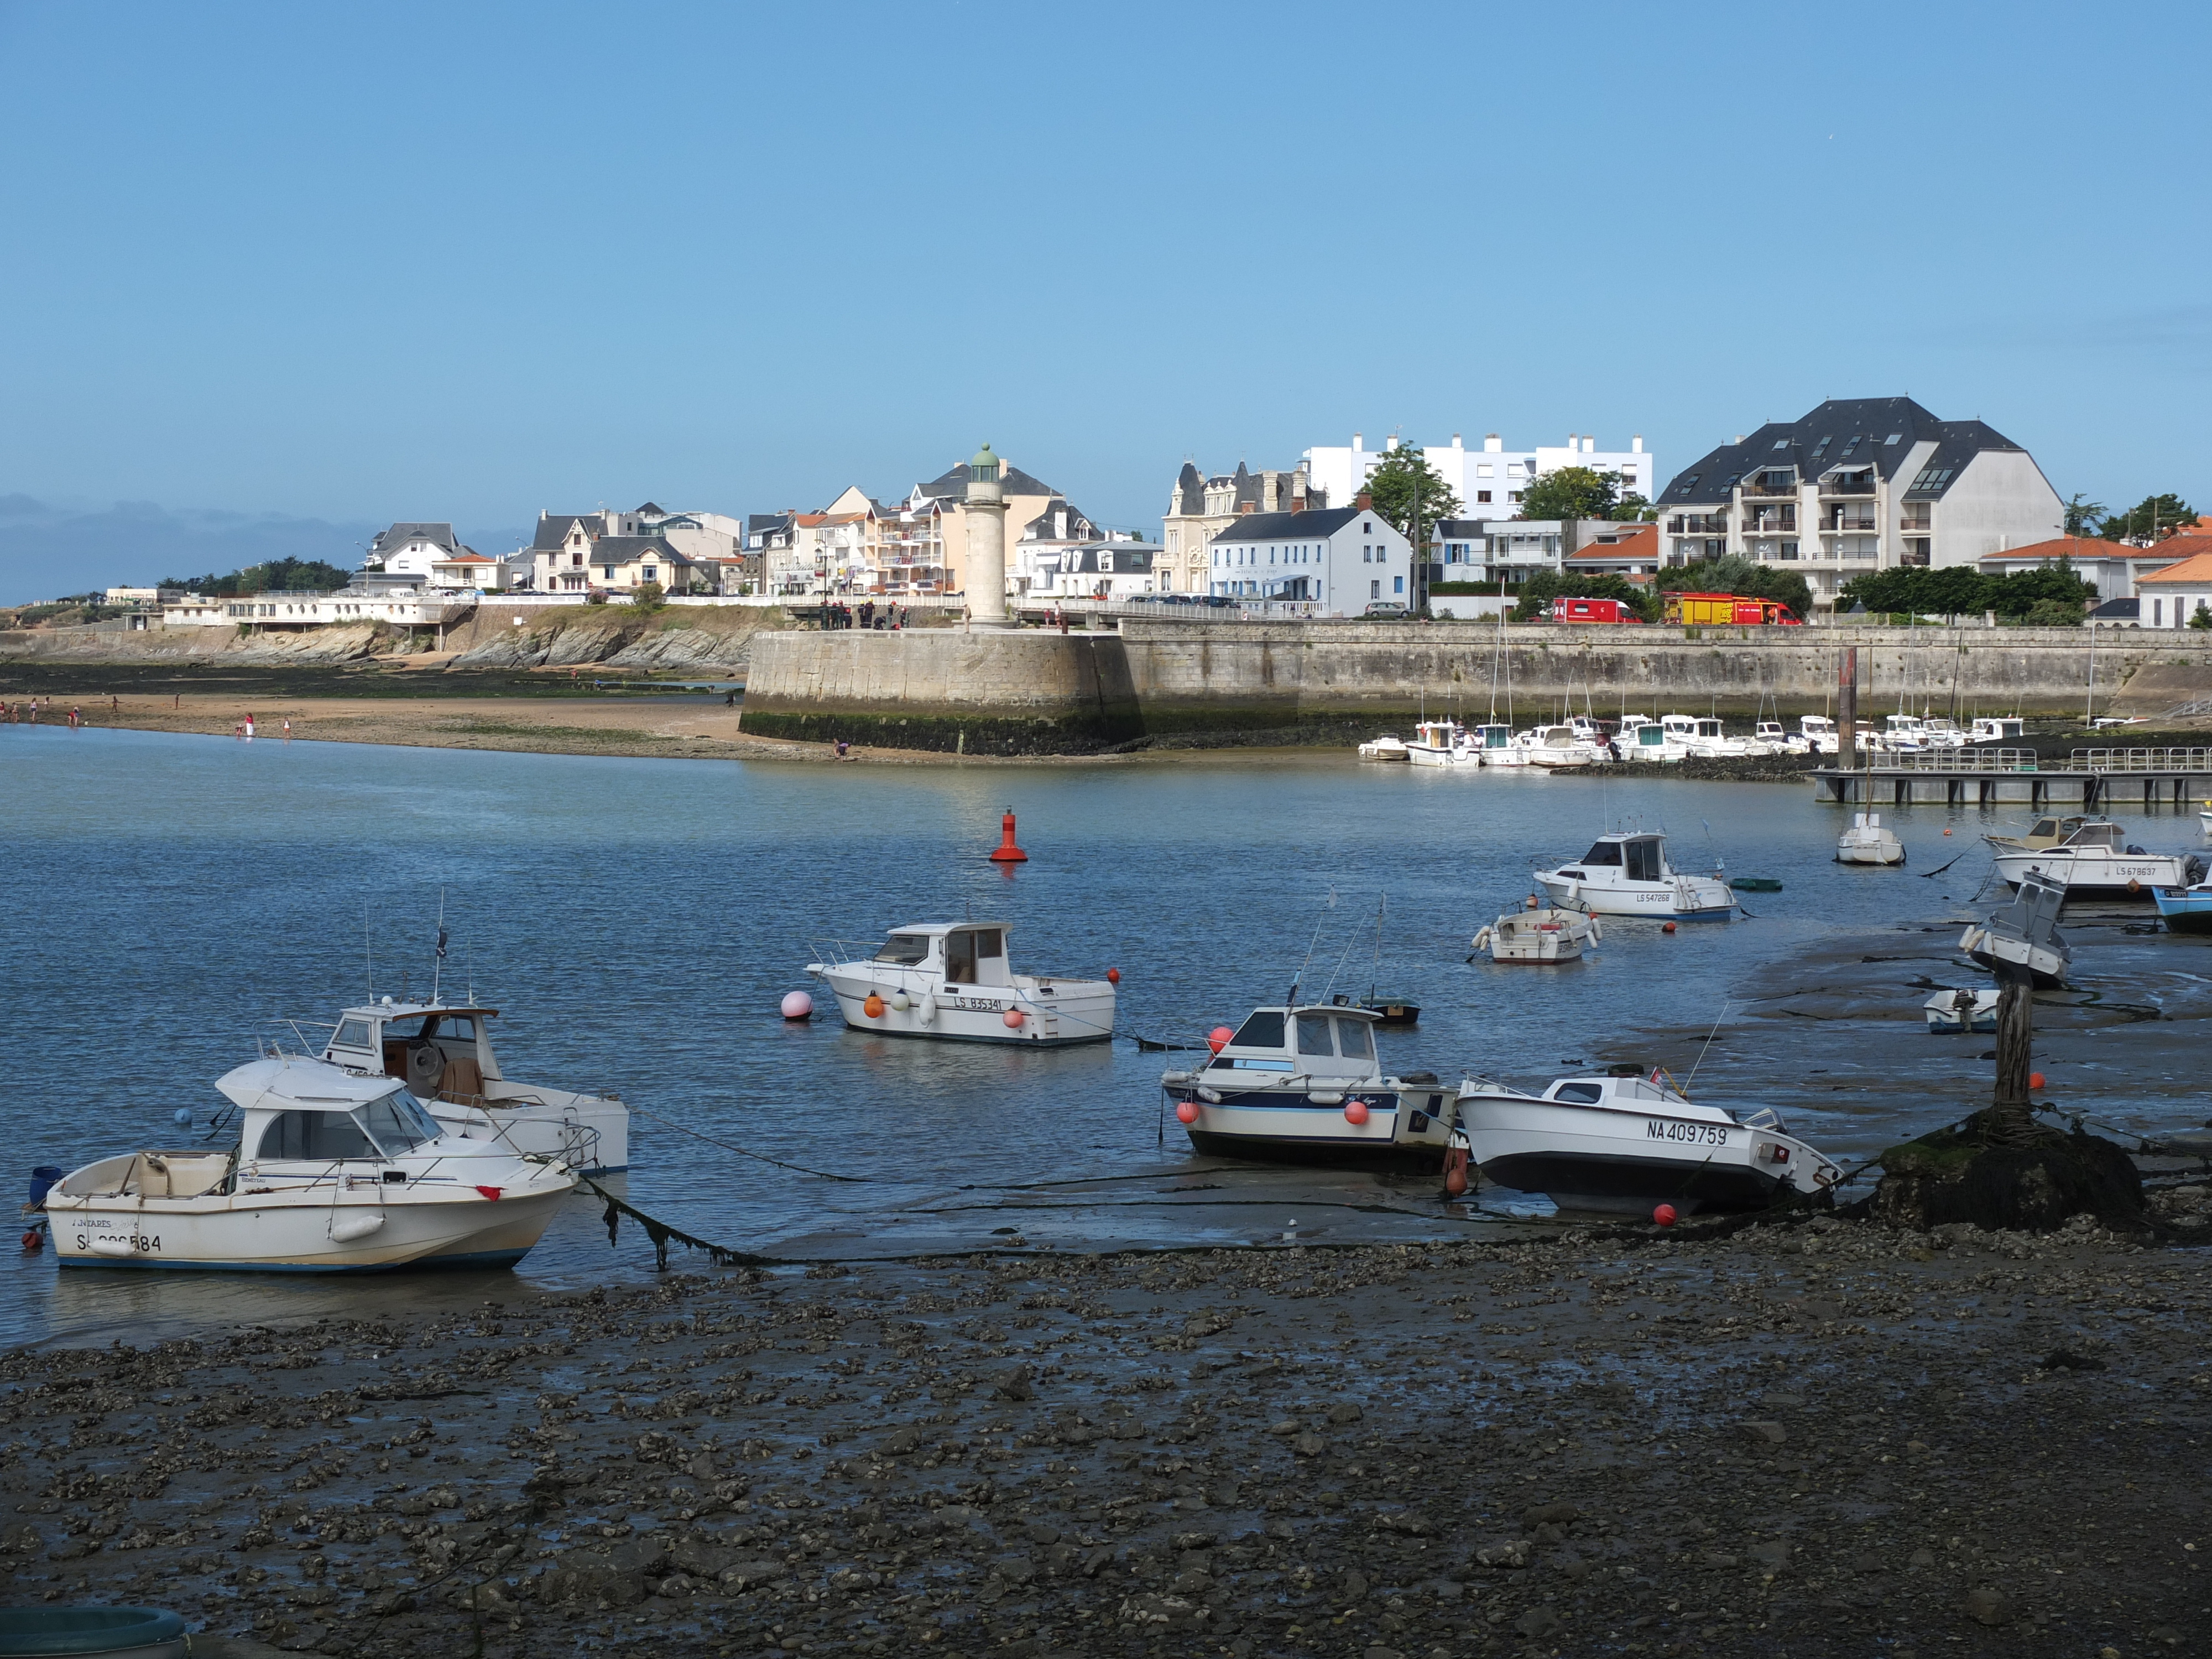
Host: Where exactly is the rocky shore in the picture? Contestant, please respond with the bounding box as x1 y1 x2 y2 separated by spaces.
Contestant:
5 1211 2208 1659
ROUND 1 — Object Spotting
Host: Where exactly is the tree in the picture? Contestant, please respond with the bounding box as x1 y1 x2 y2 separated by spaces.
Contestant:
1360 445 1462 552
1512 568 1659 623
629 580 666 613
2101 493 2199 544
158 557 354 596
1610 493 1659 523
1517 466 1618 523
1661 555 1813 621
2025 598 2083 628
2190 603 2212 632
2062 493 2106 537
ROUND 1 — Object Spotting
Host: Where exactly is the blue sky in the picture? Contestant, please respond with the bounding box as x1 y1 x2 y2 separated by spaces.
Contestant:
2 0 2208 601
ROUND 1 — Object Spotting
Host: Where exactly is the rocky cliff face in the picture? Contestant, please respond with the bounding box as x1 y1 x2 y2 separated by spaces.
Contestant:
442 604 791 673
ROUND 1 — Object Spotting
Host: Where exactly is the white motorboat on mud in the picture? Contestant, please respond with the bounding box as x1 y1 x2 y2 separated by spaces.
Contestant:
808 922 1115 1046
1969 717 2025 744
1752 721 1792 754
319 998 629 1173
1161 1003 1457 1172
1525 724 1606 769
1924 987 2000 1034
40 1056 577 1272
1357 733 1411 761
1836 812 1906 866
1989 817 2201 896
1959 872 2071 989
1532 831 1736 921
1456 1067 1842 1216
1405 719 1479 769
1472 906 1602 963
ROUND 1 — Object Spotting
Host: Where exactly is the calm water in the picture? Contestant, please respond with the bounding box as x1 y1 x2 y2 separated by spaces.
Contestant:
4 722 2206 1348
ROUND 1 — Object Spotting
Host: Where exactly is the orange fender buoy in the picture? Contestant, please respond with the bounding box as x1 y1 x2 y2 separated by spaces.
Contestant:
863 993 885 1019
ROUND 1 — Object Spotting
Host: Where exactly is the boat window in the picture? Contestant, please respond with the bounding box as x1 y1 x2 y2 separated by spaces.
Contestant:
1625 839 1662 882
427 1015 476 1041
333 1018 374 1050
1230 1011 1285 1050
945 931 979 984
971 928 1004 959
361 1089 441 1155
254 1109 377 1162
1551 1082 1605 1104
1334 1018 1373 1060
1296 1014 1335 1057
1579 842 1623 866
873 934 931 966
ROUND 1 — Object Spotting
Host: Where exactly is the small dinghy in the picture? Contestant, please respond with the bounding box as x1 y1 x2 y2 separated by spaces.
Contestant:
807 922 1115 1045
1457 1067 1841 1216
1924 987 2000 1033
1959 872 2071 988
1532 830 1736 921
1472 906 1601 964
1357 733 1411 761
319 997 629 1173
2152 881 2212 935
1837 811 1906 866
1161 1002 1457 1172
40 1056 576 1272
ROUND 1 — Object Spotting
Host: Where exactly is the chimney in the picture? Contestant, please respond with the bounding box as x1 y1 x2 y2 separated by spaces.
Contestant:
1356 492 1373 510
1632 435 1644 453
1289 497 1305 513
1484 434 1502 453
1452 432 1463 447
1353 432 1364 452
1239 502 1256 514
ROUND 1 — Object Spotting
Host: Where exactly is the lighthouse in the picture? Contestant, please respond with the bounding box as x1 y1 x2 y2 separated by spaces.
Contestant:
964 442 1010 627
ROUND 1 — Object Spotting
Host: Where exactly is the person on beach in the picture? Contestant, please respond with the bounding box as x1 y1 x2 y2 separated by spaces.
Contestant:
283 719 291 738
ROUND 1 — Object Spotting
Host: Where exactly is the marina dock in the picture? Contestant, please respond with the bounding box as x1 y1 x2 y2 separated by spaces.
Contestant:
1813 745 2212 807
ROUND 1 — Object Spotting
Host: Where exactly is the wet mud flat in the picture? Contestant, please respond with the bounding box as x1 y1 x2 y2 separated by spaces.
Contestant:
5 1214 2211 1659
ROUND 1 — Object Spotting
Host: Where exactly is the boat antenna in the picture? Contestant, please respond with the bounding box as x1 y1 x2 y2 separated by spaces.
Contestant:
364 899 374 1002
431 887 447 1004
1369 893 1386 998
1318 926 1364 1005
1682 999 1733 1097
1287 909 1329 1005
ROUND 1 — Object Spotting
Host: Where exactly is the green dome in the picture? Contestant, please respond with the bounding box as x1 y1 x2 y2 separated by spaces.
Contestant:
969 442 999 479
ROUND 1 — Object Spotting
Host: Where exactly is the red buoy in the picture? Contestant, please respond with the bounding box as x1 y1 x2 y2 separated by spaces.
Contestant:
1003 1008 1026 1029
1662 921 1678 934
1106 967 1121 984
1175 1100 1199 1125
988 808 1029 863
2029 1071 2047 1092
1343 1100 1370 1126
1207 1025 1234 1055
1652 1203 1677 1227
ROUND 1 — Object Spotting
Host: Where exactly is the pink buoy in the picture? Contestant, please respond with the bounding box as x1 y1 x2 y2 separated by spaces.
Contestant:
780 990 814 1020
1207 1025 1234 1055
1003 1008 1026 1029
1175 1100 1200 1125
1343 1100 1370 1126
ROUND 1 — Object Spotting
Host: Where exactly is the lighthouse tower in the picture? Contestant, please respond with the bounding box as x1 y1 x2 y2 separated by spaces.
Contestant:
964 442 1010 627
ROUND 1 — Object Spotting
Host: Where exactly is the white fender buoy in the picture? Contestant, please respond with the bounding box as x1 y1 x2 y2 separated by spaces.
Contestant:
916 995 936 1025
89 1236 133 1258
890 991 911 1012
1472 927 1492 952
330 1214 386 1243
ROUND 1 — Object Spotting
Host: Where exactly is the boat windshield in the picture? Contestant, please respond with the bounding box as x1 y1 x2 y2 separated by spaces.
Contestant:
254 1109 378 1163
1296 1014 1334 1057
1579 842 1624 865
362 1089 442 1155
1334 1018 1372 1060
872 935 931 966
1230 1011 1285 1050
332 1016 375 1051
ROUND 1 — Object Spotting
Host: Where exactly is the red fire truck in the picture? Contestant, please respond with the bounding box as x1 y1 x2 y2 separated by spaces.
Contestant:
1662 592 1803 626
1546 596 1644 624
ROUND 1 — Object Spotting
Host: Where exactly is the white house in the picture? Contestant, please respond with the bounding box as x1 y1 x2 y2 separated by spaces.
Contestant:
1019 541 1161 602
2133 546 2212 629
1206 503 1411 611
1303 432 1658 518
367 522 481 580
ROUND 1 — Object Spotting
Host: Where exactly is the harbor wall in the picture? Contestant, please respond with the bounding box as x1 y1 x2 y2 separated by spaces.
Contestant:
741 622 2212 753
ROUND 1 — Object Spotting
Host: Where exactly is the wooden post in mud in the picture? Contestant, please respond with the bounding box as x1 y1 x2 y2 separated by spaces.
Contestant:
1838 646 1859 770
1990 962 2036 1141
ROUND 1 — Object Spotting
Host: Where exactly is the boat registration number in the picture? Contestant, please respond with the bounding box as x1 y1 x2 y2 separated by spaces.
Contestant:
79 1222 159 1253
1647 1120 1730 1146
945 997 1004 1012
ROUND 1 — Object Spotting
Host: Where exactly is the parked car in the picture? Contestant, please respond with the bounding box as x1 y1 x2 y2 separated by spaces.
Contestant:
1363 601 1411 619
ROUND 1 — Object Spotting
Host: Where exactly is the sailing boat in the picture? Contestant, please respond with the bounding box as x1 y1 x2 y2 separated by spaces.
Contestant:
1354 895 1420 1025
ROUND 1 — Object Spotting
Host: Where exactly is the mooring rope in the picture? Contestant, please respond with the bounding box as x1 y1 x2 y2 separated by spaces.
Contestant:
626 1100 868 1182
577 1172 780 1272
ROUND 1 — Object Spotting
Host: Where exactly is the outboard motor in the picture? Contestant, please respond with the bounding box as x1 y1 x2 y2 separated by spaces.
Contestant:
23 1165 61 1252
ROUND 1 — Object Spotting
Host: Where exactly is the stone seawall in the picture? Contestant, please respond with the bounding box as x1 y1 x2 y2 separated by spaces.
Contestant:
742 622 2212 753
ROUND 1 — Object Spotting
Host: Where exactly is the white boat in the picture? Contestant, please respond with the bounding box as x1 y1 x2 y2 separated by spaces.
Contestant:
41 1057 577 1272
1532 830 1736 921
1959 872 2071 989
1924 987 2000 1034
807 922 1114 1046
1985 813 2088 854
1469 722 1532 766
1455 1069 1842 1216
1524 724 1606 769
1160 1003 1456 1172
1969 717 2025 743
1472 906 1601 963
319 998 629 1173
1752 720 1792 754
1836 811 1906 866
1881 714 1927 753
1794 715 1839 755
1660 714 1756 758
1919 718 1968 749
1615 715 1673 762
1405 719 1480 769
1990 818 2201 896
1357 733 1410 761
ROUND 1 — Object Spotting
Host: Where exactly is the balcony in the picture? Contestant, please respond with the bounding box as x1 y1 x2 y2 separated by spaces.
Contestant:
1898 513 1932 532
1741 481 1798 497
1827 513 1877 532
1743 511 1797 535
1820 476 1877 497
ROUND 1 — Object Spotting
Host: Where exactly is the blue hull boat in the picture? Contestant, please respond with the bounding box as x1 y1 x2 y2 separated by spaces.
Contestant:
2153 884 2212 935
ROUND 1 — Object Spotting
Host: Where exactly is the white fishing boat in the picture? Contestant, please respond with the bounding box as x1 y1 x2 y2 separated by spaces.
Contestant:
1615 715 1673 763
1959 872 2071 989
1455 1068 1842 1215
1881 713 1928 753
319 998 629 1173
1989 818 2201 896
1924 987 2000 1034
1358 733 1410 761
1969 717 2025 744
1160 1002 1455 1172
1985 814 2088 855
1660 714 1756 759
1469 722 1532 766
1919 717 1968 749
1794 715 1839 755
1835 812 1906 866
41 1056 577 1272
1752 720 1792 754
1524 724 1606 769
807 922 1115 1045
1532 831 1736 921
1472 906 1601 963
1405 719 1480 769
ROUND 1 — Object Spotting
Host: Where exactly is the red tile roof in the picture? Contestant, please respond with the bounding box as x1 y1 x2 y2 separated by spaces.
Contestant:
2136 546 2212 586
1564 524 1657 562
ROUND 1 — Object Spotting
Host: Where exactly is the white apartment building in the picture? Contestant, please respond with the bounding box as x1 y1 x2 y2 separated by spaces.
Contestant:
1302 432 1658 518
1656 398 2064 606
1207 505 1412 611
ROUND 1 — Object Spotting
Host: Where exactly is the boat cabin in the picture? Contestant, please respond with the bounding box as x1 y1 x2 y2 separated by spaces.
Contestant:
2056 820 2129 851
1470 723 1515 750
322 1000 506 1104
1616 716 1667 754
1206 1004 1384 1083
221 1058 447 1172
1970 717 2026 742
1559 833 1672 884
868 923 1016 988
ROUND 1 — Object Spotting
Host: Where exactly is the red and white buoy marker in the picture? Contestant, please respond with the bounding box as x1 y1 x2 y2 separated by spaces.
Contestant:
988 808 1028 863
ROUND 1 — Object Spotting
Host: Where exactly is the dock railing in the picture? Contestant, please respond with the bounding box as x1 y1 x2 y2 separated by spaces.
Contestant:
1884 748 2042 772
1865 747 2212 774
2069 748 2212 772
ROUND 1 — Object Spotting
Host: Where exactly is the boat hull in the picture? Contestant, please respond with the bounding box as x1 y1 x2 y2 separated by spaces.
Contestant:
818 975 1114 1046
1533 874 1734 920
1959 925 2069 989
1171 1086 1457 1173
1473 910 1600 963
1460 1096 1830 1215
2152 889 2212 933
1992 850 2193 894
